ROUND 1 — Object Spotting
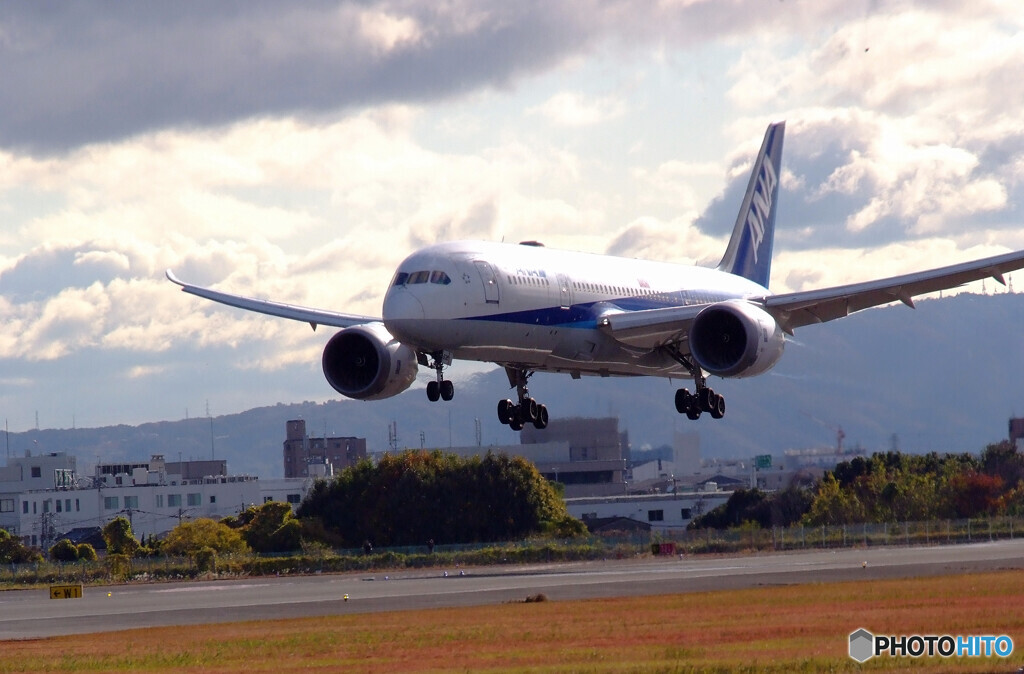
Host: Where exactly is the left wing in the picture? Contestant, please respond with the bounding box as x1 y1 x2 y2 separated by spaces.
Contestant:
166 269 379 330
599 248 1024 348
762 248 1024 333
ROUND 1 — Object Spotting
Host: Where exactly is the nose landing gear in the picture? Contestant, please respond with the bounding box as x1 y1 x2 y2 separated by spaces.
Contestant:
422 351 455 402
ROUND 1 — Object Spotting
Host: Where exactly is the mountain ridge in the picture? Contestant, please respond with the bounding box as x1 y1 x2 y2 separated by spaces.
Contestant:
5 292 1022 478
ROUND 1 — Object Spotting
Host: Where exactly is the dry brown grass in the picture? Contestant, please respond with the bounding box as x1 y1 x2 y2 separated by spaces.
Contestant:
3 570 1024 672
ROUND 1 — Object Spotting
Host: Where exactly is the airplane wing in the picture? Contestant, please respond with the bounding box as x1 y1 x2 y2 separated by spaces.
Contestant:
599 249 1024 348
762 249 1024 333
166 269 379 330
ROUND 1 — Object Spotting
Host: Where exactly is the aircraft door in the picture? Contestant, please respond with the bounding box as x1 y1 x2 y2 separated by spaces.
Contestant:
473 260 500 304
556 273 572 309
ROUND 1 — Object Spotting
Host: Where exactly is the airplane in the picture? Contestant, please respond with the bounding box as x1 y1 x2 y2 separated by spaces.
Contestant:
167 121 1024 431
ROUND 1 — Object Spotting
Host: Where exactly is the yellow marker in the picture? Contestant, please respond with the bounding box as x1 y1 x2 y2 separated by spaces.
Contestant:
50 584 83 600
343 594 349 602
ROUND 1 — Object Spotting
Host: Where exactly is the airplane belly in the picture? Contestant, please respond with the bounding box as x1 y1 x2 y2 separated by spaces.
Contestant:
447 320 687 377
389 314 689 378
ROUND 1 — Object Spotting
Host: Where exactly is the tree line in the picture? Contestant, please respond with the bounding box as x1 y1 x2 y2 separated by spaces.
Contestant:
0 449 584 564
690 441 1024 530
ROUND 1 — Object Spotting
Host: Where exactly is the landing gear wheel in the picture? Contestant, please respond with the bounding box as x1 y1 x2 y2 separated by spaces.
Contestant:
710 393 725 419
499 367 550 430
686 407 702 420
533 404 549 430
426 380 440 402
440 380 454 401
698 387 716 413
521 397 538 423
674 389 692 414
497 399 514 425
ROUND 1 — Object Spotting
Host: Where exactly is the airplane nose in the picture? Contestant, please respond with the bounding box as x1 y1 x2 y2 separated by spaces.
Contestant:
383 288 425 321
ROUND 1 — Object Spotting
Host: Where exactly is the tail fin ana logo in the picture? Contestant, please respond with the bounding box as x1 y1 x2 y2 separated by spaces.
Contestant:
745 157 777 264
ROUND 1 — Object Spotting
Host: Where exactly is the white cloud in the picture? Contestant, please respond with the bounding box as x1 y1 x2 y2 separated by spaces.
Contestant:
357 9 421 54
3 1 1024 432
528 91 627 126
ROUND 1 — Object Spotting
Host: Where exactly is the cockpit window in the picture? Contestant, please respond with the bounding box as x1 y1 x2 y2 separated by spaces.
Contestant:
430 271 451 285
409 270 430 284
392 272 409 286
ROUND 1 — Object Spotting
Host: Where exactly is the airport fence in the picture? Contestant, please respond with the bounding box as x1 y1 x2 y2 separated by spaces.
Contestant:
3 519 1021 585
654 516 1024 555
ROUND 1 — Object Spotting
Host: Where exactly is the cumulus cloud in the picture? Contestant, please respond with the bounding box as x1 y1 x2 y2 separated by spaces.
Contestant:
528 91 627 126
3 0 1024 433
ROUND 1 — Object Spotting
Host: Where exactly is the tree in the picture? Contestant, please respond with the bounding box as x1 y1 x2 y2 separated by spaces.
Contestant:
299 450 583 547
0 529 42 564
102 516 140 557
803 473 865 526
49 538 80 562
231 501 302 553
76 543 98 561
162 518 249 557
946 471 1004 518
980 441 1024 488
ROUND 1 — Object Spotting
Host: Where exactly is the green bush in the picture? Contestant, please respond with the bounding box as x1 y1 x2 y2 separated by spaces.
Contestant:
102 517 141 557
162 518 250 557
105 553 132 581
0 528 42 564
48 538 80 562
194 547 217 573
76 543 98 561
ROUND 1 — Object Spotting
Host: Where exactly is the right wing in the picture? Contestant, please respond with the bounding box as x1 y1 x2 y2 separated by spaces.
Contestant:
166 269 379 330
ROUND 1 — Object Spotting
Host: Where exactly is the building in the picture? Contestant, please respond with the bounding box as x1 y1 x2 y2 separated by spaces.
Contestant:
520 417 628 497
1011 418 1024 450
443 416 628 497
0 451 310 550
283 419 366 478
566 486 732 533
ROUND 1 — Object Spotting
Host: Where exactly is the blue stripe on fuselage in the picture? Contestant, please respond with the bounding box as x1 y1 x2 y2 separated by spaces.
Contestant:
460 291 733 328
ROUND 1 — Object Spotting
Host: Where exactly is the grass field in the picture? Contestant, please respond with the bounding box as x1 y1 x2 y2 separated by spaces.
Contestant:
3 570 1023 672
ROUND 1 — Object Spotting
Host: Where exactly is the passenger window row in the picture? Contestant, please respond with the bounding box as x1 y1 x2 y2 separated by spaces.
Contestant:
506 275 550 287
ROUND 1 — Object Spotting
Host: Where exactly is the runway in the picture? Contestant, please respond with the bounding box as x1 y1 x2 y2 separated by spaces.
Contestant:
4 539 1024 640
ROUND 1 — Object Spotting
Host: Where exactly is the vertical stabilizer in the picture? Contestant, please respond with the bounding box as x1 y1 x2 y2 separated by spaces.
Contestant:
716 121 785 288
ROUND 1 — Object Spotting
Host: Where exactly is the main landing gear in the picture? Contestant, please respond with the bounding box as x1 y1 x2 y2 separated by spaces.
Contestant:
665 347 725 421
496 367 549 431
423 351 455 402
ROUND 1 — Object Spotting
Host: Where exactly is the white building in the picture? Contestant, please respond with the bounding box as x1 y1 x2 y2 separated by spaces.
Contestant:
0 452 311 549
566 487 732 533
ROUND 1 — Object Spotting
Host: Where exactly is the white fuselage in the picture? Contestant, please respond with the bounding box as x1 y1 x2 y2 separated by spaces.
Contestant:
382 240 769 378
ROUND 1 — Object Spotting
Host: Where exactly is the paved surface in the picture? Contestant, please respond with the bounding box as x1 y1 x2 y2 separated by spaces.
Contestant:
3 539 1024 640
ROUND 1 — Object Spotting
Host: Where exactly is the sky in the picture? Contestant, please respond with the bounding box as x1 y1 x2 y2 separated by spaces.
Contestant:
2 1 1024 437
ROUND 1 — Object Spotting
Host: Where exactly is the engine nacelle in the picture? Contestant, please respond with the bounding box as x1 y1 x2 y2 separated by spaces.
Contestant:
322 323 418 400
689 300 785 378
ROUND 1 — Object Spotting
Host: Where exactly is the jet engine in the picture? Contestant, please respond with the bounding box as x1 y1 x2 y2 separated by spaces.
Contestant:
688 300 785 378
322 323 418 400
